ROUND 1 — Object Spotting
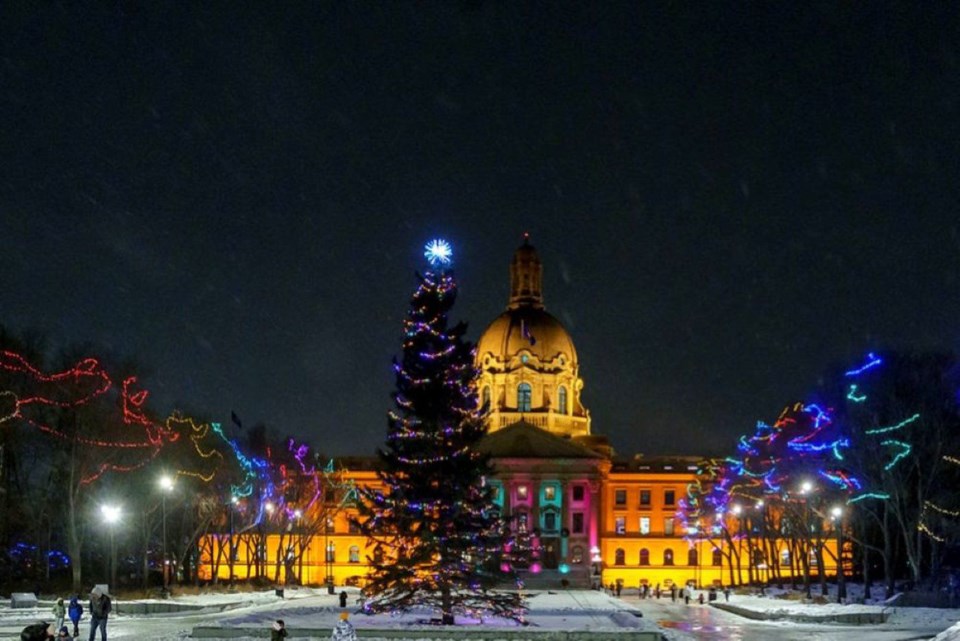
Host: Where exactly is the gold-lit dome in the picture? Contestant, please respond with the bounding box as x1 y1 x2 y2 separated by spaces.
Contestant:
475 236 592 439
476 307 577 366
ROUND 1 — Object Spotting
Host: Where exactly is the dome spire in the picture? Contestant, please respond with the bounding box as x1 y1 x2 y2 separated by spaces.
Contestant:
508 232 544 310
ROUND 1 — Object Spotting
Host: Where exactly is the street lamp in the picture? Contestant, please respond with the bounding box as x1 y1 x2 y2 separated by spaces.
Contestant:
831 505 846 603
798 482 814 598
101 504 122 591
228 495 238 586
755 500 767 594
159 475 175 592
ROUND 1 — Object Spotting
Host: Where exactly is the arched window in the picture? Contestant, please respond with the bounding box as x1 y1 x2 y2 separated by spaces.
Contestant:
615 548 625 566
325 542 335 563
687 548 698 566
557 385 568 414
571 545 584 564
349 546 360 563
518 383 532 412
639 548 650 565
664 548 674 566
780 548 790 567
482 386 491 410
712 548 723 566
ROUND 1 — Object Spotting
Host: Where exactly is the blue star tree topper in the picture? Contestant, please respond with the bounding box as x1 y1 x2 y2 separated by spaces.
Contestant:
424 238 453 267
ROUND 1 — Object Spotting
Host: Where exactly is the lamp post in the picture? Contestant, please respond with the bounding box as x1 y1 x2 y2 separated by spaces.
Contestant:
228 495 238 586
799 481 814 598
101 504 121 591
159 475 175 592
831 505 846 603
731 503 745 586
755 500 766 595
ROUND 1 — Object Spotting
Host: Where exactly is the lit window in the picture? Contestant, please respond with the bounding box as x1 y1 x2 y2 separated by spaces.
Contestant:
543 485 556 501
325 543 335 563
615 489 627 506
640 549 650 565
615 548 625 566
517 485 528 500
664 549 674 566
517 512 528 533
780 548 790 566
712 548 722 566
639 517 650 535
557 386 568 414
615 517 626 534
349 546 360 563
517 383 532 412
664 517 675 536
325 518 334 534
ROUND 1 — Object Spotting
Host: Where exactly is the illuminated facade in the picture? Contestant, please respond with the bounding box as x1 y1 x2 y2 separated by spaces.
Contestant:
200 239 840 590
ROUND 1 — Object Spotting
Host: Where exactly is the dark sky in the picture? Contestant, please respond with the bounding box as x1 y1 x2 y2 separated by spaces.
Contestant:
2 3 958 458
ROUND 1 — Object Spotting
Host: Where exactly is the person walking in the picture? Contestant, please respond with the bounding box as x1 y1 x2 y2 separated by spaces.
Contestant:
339 590 348 608
87 588 111 641
270 620 287 641
330 611 357 641
68 596 83 638
52 598 66 632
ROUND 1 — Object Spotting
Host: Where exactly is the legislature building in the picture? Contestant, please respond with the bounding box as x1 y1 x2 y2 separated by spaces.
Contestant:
200 238 839 592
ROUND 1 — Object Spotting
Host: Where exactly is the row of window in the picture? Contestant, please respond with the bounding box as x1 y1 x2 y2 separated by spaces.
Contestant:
612 547 803 567
614 488 676 508
482 383 569 414
615 516 676 536
493 483 585 503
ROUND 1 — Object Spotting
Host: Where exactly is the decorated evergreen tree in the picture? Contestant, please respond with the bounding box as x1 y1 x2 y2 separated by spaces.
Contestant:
357 239 522 624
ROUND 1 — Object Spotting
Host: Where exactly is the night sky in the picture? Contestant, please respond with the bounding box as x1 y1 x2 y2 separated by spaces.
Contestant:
2 3 958 458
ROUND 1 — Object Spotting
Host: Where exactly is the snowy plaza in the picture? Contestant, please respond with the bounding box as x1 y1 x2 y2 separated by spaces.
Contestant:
3 586 960 641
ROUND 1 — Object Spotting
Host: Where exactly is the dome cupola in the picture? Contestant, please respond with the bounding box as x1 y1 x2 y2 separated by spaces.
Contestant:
475 236 592 440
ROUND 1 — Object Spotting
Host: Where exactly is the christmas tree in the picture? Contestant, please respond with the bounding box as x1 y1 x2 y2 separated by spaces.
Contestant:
357 239 522 624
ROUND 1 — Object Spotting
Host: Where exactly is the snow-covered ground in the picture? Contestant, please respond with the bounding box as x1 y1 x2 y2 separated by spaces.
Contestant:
0 585 957 641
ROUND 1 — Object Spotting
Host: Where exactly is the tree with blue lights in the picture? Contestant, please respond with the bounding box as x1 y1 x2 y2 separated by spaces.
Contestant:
357 240 521 624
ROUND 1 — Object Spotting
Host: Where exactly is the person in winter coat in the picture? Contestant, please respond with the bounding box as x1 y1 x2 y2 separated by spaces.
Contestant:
20 622 54 641
52 598 66 632
57 626 73 641
68 596 83 638
88 588 111 641
330 611 357 641
270 620 287 641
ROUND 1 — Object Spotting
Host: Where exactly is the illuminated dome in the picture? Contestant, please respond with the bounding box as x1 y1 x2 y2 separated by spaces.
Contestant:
476 307 577 366
475 236 592 440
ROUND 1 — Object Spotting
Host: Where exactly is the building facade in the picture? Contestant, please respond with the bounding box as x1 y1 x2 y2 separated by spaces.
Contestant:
200 239 839 591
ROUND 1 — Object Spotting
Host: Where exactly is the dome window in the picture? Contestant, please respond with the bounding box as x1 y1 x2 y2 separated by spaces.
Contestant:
557 386 568 415
520 353 529 364
517 383 532 412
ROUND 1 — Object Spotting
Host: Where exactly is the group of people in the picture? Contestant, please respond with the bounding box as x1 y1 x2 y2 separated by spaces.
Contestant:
270 611 357 641
21 588 112 641
24 586 358 641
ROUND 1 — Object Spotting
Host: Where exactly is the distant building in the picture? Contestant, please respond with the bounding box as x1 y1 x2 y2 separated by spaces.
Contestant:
200 238 838 591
